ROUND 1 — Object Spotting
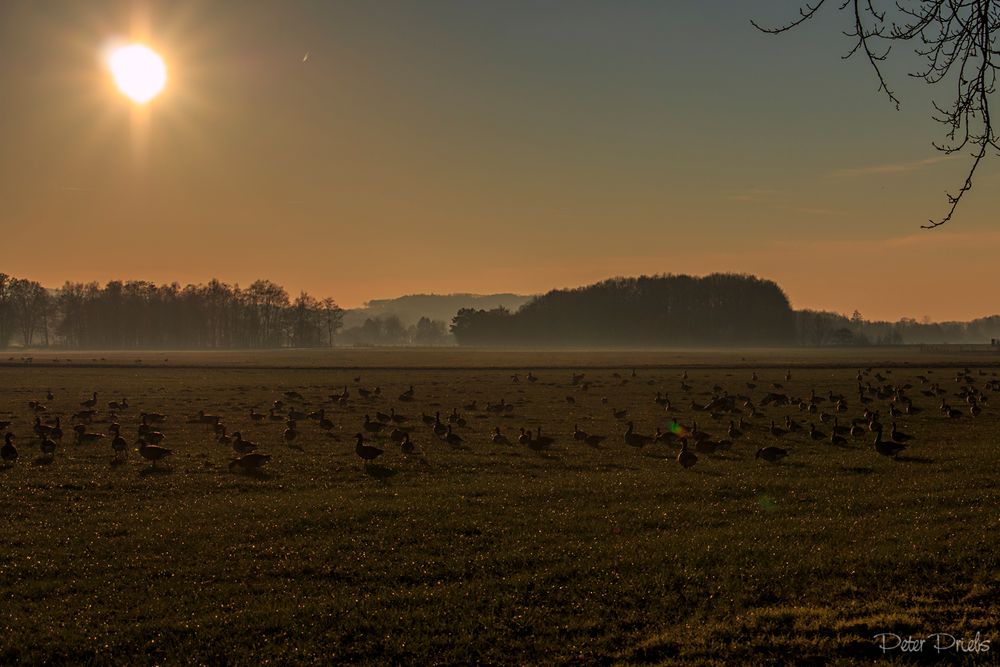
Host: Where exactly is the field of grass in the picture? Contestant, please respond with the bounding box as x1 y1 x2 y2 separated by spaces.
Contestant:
0 350 998 664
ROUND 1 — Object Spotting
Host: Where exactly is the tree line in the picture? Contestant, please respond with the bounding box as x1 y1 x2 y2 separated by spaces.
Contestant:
450 273 1000 347
451 274 798 346
0 274 343 349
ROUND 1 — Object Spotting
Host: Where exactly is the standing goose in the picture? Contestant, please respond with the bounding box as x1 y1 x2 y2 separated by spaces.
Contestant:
400 433 415 454
110 424 128 460
81 392 98 409
443 425 463 446
873 429 906 458
677 439 697 469
138 441 172 467
573 425 588 441
491 427 510 445
231 432 257 454
517 428 531 445
623 422 651 448
363 414 385 434
533 426 554 448
355 433 384 466
1 433 16 464
283 421 299 446
889 422 913 443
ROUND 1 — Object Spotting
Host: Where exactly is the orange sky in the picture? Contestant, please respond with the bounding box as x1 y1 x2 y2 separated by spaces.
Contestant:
1 1 997 321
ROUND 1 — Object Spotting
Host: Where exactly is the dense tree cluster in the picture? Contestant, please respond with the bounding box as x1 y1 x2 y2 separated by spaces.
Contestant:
0 274 343 349
451 274 797 346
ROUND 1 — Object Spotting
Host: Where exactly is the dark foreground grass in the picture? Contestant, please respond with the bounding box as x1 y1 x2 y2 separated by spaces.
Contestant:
0 357 997 664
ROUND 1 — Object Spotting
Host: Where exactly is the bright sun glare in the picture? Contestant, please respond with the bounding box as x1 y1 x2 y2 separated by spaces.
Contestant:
107 44 167 104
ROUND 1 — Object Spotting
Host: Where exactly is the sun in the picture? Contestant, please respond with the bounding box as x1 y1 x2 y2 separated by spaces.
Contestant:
107 44 167 104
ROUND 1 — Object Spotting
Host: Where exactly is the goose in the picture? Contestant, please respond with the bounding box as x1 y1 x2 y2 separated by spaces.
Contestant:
46 389 54 400
138 429 165 445
250 408 266 423
231 432 257 454
141 412 166 423
432 413 447 437
755 446 788 463
400 433 415 454
283 421 298 445
81 392 98 409
398 385 415 402
75 425 105 445
463 400 478 412
421 413 436 426
376 410 392 423
1 433 16 464
533 426 554 448
358 387 372 398
389 427 406 444
769 421 787 438
623 422 651 448
355 433 383 464
390 408 407 424
268 408 285 422
308 408 326 420
287 408 307 421
849 420 866 437
517 428 531 445
139 442 173 466
970 403 982 417
830 430 847 446
363 415 385 433
831 418 849 436
108 398 129 411
784 416 802 433
565 396 575 404
319 412 335 431
491 427 510 445
197 410 221 426
573 425 588 441
873 430 906 458
284 390 303 400
809 423 825 442
727 420 742 440
230 452 271 472
677 440 697 469
889 422 913 443
612 407 628 420
443 425 463 446
33 417 52 439
584 433 606 447
217 426 233 447
40 435 57 458
110 425 128 459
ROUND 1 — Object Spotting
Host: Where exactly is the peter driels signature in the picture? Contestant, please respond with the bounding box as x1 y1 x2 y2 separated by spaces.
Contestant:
874 632 991 654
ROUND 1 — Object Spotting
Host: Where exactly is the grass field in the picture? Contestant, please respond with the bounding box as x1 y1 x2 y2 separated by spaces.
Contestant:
0 349 998 664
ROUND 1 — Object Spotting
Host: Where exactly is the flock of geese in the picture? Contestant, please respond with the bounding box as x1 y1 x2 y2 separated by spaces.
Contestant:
0 366 995 475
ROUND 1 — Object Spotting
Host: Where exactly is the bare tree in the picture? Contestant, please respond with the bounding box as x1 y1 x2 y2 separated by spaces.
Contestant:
755 1 999 227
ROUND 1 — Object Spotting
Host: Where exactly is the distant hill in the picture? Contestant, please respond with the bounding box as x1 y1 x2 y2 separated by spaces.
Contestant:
341 293 534 329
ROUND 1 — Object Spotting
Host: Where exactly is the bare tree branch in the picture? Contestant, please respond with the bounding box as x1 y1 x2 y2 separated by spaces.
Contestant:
754 0 999 228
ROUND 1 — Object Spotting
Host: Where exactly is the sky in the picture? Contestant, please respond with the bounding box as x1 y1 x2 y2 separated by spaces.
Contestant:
0 0 997 321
